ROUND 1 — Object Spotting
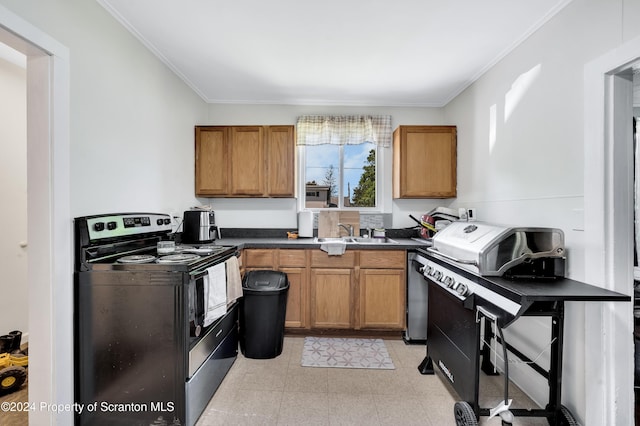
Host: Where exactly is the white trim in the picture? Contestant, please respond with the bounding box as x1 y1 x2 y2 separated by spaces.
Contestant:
584 35 640 426
0 5 71 424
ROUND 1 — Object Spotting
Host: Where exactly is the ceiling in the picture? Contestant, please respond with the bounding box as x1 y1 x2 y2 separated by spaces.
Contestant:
98 0 573 107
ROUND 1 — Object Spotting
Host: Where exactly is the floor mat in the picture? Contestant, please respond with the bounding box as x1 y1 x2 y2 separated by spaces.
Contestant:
301 337 395 369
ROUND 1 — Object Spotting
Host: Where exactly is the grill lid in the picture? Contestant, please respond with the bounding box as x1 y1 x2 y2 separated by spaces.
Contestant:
428 221 565 276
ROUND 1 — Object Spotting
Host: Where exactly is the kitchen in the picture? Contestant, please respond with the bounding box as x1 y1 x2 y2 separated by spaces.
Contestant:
0 0 638 425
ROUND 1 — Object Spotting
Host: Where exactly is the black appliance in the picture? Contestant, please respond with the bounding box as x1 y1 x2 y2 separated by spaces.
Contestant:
183 210 218 244
74 212 238 426
414 221 630 426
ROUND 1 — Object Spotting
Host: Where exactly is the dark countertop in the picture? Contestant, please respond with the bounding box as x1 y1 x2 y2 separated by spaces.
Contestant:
214 236 431 250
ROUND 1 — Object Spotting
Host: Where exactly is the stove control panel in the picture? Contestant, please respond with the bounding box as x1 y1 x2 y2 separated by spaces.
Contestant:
84 213 172 241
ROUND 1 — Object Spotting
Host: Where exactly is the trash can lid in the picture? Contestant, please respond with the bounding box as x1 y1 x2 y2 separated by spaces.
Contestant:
243 270 289 291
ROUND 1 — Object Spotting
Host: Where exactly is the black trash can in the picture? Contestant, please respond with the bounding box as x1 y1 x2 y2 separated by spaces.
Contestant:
240 270 289 359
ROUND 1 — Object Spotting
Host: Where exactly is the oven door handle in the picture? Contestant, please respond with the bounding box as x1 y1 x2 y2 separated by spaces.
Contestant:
426 247 478 267
189 252 239 279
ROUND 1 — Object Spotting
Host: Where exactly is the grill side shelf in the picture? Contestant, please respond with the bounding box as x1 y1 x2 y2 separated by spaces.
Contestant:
423 251 630 304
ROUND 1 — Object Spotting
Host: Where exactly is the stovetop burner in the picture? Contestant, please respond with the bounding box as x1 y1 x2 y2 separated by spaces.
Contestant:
156 253 201 264
181 247 223 255
117 254 158 264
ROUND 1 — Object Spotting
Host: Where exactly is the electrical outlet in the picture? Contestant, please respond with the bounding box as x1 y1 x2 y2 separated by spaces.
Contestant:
169 211 181 232
467 208 476 221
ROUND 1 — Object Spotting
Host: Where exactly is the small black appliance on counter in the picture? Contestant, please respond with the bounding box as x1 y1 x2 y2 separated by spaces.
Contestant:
183 210 218 244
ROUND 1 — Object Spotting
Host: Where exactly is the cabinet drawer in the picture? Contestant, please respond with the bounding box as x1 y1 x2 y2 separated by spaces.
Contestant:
244 249 276 268
310 250 356 268
359 250 406 269
278 249 307 267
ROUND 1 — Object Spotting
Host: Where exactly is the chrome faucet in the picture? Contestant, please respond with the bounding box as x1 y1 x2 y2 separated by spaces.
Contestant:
337 223 354 237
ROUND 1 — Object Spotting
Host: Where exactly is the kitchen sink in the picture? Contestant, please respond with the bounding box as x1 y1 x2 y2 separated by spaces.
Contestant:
314 237 352 243
349 237 399 244
314 237 399 245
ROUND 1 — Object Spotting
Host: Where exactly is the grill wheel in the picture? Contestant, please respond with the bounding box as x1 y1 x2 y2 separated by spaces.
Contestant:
559 405 578 425
454 401 477 426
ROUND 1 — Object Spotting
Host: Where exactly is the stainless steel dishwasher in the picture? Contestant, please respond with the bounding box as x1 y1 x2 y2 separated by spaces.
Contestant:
403 250 429 343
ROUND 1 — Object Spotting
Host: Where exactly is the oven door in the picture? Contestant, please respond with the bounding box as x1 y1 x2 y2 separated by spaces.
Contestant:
188 252 236 338
186 252 239 377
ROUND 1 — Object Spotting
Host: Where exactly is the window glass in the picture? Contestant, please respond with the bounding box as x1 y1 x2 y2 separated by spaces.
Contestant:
345 143 375 207
304 142 376 209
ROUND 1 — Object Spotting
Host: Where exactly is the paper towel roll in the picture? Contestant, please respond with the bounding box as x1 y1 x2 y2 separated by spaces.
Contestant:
298 211 314 237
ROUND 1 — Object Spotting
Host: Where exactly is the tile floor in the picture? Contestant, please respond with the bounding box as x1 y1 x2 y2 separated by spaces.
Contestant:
196 336 550 425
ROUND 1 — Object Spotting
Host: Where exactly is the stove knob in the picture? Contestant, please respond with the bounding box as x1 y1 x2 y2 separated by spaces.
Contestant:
107 221 117 230
164 218 171 225
433 270 443 281
157 218 164 226
456 283 469 297
423 266 432 276
444 276 456 288
93 222 105 232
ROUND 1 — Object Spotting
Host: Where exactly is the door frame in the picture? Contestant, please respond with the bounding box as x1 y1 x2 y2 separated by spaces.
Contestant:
0 6 71 424
584 35 639 425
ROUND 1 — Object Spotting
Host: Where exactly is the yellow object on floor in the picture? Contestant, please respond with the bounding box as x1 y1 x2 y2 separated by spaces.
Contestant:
0 352 29 368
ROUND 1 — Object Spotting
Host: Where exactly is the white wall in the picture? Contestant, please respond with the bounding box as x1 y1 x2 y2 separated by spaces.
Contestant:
443 0 640 422
0 1 213 423
205 103 453 229
0 53 27 341
0 0 210 220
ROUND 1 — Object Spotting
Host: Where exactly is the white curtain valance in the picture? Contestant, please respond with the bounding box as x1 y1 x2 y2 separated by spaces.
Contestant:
296 115 392 148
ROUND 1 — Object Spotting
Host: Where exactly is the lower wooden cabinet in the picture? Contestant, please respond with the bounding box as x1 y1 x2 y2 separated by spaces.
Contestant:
242 248 406 332
310 268 354 329
244 249 308 329
280 267 306 328
359 269 406 329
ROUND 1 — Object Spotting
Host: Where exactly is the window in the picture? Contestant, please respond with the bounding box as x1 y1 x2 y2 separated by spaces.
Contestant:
304 142 376 208
297 115 391 210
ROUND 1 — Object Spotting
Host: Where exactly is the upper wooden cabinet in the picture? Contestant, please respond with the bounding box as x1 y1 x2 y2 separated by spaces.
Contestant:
392 125 457 198
195 125 295 197
229 126 264 195
266 126 296 196
195 127 228 195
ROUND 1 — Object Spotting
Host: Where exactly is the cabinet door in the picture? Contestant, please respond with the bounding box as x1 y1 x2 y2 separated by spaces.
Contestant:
280 267 307 328
310 268 353 329
230 126 264 195
393 126 457 198
195 127 228 195
266 126 295 197
359 269 406 329
244 249 276 268
359 250 406 269
279 249 307 267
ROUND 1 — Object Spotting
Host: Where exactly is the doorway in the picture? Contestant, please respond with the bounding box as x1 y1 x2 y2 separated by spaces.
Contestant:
0 43 27 339
584 37 640 424
0 6 72 424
